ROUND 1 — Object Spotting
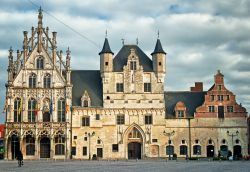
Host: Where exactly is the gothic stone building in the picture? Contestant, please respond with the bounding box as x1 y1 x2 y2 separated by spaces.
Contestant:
5 9 248 160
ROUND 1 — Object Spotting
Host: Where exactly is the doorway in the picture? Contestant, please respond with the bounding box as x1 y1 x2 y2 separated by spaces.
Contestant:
128 142 141 159
40 137 50 158
233 145 242 158
206 145 214 157
11 135 20 160
218 106 224 118
97 148 103 158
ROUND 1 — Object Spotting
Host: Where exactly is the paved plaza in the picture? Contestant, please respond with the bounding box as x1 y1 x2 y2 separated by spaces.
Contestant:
0 160 249 172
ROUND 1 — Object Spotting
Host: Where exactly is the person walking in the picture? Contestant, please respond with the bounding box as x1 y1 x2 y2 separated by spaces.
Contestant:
16 150 23 167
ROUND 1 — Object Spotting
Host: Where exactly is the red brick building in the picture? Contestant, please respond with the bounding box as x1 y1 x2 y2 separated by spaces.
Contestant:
0 124 4 159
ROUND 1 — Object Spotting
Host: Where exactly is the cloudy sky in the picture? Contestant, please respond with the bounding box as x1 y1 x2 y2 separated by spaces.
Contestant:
0 0 250 122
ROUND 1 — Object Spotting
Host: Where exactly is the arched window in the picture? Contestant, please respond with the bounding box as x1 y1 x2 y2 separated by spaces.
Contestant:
28 98 37 122
14 98 21 122
36 56 44 69
57 98 65 122
43 73 51 88
26 135 35 155
193 145 201 155
29 73 37 88
55 136 65 155
180 145 187 155
128 128 141 139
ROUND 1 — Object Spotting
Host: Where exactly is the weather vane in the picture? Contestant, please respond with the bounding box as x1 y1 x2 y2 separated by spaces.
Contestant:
121 38 125 45
157 30 160 39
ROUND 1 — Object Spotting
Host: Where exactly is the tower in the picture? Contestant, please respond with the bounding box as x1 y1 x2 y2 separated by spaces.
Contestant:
151 38 166 83
99 37 114 80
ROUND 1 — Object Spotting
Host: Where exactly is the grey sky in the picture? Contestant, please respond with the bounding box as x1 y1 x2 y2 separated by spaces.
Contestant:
0 0 250 122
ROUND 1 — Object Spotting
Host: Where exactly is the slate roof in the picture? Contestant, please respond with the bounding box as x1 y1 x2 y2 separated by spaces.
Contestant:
165 91 206 118
113 45 153 72
151 39 166 55
71 70 103 107
99 38 114 55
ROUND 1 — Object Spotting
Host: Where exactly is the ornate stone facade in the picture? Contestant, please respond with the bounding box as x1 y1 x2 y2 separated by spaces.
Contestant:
5 9 248 161
4 8 72 160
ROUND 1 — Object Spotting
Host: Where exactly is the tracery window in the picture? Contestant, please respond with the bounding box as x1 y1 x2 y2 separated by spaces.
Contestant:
29 73 37 88
57 98 65 122
36 56 44 69
14 98 21 122
28 98 37 122
55 136 65 155
43 73 51 88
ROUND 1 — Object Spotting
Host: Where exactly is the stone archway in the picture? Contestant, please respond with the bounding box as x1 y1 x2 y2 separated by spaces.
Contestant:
123 123 146 159
207 145 214 157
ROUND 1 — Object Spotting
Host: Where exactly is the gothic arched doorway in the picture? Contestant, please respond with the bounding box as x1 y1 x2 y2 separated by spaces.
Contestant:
127 127 143 159
43 112 50 122
40 137 50 158
206 145 214 157
11 135 20 160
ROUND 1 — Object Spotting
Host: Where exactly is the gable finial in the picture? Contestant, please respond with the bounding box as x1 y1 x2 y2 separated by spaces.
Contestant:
121 38 125 45
157 30 160 39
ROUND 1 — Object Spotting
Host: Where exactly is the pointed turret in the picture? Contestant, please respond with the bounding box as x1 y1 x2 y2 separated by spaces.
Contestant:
99 38 114 55
151 37 166 83
151 39 166 55
100 37 113 76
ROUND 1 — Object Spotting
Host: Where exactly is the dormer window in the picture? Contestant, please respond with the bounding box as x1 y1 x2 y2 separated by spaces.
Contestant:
175 101 186 118
81 90 91 107
130 61 136 70
36 56 44 69
178 111 184 118
83 100 88 107
218 85 222 90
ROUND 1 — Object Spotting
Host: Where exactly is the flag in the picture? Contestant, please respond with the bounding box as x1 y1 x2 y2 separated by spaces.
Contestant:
2 98 7 113
50 97 53 115
35 103 38 116
18 98 22 115
65 101 69 114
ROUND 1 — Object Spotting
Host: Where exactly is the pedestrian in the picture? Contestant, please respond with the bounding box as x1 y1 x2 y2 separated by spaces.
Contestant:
16 150 23 167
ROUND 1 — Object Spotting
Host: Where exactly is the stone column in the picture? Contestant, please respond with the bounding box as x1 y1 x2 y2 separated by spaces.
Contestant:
35 137 39 159
4 137 8 160
50 137 54 159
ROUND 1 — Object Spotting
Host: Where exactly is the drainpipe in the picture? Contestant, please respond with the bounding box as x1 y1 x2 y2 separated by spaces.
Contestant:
188 118 191 159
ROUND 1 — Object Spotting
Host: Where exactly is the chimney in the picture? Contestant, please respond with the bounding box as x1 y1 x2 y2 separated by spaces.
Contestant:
190 82 203 92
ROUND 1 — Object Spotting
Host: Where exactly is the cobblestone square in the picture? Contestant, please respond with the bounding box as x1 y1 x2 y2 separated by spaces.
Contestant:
0 160 249 172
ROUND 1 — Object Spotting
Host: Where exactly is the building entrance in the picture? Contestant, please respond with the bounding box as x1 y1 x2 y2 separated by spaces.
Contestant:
128 142 141 159
40 137 50 158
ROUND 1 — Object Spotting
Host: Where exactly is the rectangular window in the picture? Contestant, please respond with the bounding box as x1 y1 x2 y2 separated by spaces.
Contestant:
211 95 214 101
217 95 223 101
152 139 158 143
96 114 100 120
74 136 77 139
130 61 136 70
112 144 119 152
145 114 152 125
208 106 215 112
227 95 230 101
117 115 125 125
71 147 76 156
218 106 224 118
82 147 87 156
178 111 184 118
82 116 90 126
105 62 108 66
227 106 234 113
218 85 222 90
144 83 151 92
116 83 124 92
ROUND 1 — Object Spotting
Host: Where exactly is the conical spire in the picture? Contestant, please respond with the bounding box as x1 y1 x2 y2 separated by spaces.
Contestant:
99 38 114 55
38 6 43 28
151 39 166 55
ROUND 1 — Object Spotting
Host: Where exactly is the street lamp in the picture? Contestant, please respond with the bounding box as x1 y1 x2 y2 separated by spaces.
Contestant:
85 131 95 160
163 130 175 160
227 130 239 157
